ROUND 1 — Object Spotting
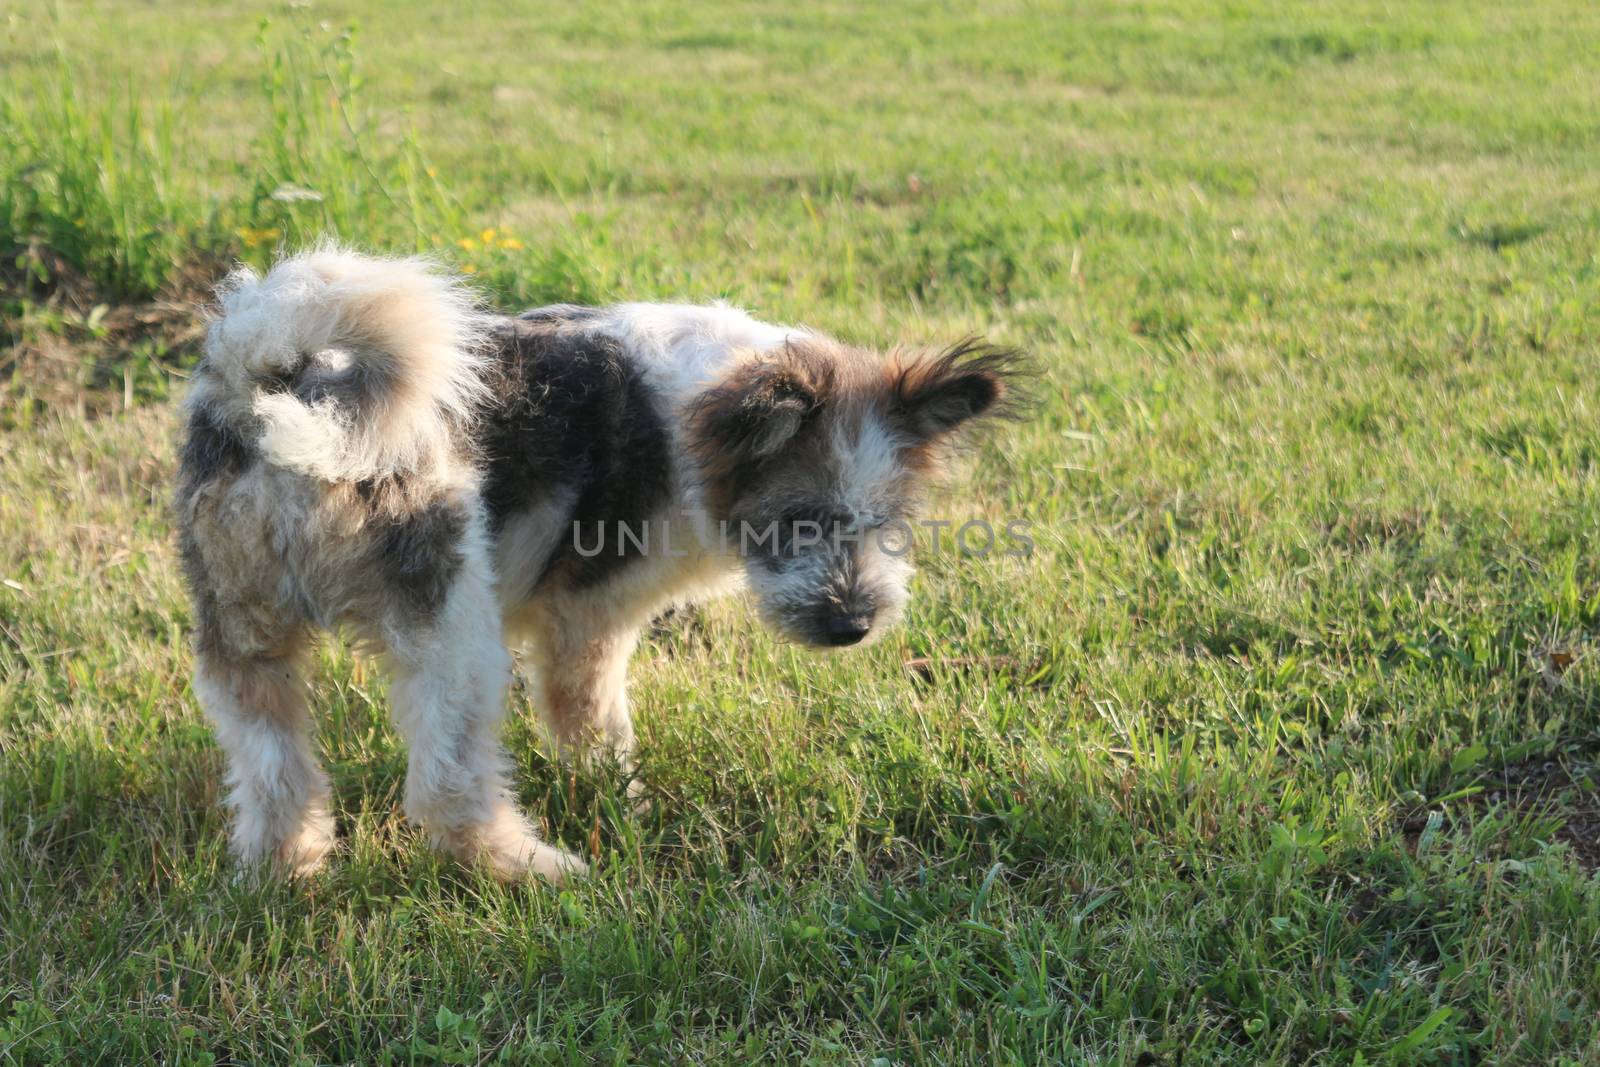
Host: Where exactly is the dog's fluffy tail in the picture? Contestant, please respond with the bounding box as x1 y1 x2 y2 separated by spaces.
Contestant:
191 248 488 482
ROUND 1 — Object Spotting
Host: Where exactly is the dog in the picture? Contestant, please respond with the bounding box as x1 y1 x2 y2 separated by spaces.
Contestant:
176 249 1018 882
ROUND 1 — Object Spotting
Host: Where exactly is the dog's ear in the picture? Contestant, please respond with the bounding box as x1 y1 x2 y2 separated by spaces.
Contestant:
691 350 830 470
738 366 816 459
889 339 1021 439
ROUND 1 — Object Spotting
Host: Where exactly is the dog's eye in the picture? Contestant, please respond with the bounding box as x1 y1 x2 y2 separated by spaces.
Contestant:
771 506 856 556
781 506 838 530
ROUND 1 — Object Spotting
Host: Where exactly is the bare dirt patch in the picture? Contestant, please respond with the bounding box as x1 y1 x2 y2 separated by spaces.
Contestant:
1400 755 1600 871
1 244 218 425
1481 756 1600 870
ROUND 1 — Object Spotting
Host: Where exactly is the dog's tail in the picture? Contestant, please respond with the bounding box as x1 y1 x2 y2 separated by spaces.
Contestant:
190 248 489 482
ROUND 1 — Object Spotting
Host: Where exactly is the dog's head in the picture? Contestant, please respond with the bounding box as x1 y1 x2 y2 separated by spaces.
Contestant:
691 337 1020 648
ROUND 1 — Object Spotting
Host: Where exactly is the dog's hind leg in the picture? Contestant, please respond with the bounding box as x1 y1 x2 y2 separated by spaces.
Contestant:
385 568 588 884
194 645 337 877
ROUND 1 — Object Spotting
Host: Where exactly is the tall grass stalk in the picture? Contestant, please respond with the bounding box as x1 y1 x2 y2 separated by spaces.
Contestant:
0 22 467 300
0 50 212 298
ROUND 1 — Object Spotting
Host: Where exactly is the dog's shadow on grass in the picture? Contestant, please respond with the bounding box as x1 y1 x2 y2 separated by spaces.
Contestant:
2 724 628 904
23 620 1597 903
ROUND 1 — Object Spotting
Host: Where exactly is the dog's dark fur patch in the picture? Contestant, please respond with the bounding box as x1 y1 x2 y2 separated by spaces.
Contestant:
178 528 229 656
373 495 467 621
175 409 256 656
349 475 469 622
477 313 674 593
177 407 253 494
292 348 399 414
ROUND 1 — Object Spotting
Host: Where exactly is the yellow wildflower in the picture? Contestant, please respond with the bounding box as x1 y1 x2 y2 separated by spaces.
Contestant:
498 237 524 251
480 228 497 243
457 236 479 251
236 226 281 249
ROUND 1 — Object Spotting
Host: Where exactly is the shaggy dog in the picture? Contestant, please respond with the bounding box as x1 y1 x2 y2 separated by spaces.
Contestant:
176 249 1017 882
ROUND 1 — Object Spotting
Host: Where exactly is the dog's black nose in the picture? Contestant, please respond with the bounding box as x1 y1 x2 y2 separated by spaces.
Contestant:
825 615 872 646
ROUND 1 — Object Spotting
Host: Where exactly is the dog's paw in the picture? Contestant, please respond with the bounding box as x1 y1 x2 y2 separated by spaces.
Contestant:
625 774 652 816
477 832 589 885
511 838 590 885
273 816 338 878
232 805 337 880
440 803 589 885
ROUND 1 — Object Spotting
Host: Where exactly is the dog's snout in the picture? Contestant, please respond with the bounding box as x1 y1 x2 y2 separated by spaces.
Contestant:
825 614 872 646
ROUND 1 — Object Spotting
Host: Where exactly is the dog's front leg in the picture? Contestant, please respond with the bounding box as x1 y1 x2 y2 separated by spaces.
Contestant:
385 571 587 884
521 606 641 778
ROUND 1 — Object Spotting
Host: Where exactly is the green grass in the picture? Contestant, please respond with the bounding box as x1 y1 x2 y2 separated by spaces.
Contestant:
4 1 1600 1062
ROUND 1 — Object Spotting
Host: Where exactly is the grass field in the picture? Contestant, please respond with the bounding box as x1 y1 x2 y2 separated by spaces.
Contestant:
4 1 1600 1062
